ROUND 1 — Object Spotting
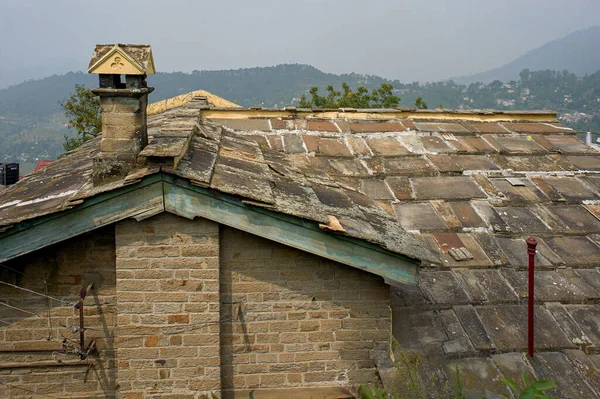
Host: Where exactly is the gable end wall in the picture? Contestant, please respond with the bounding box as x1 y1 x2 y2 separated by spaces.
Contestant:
0 212 391 398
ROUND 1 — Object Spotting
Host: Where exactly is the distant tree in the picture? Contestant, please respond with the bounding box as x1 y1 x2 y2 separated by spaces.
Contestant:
519 69 531 84
60 85 101 152
298 82 400 108
414 96 428 109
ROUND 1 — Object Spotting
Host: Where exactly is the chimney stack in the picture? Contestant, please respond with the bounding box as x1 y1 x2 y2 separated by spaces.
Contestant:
88 44 156 184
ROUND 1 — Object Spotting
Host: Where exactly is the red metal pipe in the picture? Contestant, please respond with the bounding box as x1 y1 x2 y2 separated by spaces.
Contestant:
526 237 537 358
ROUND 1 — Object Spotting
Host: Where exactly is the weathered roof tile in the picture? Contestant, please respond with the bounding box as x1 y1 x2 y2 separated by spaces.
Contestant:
456 136 497 153
476 305 573 351
412 176 486 200
531 352 597 398
454 305 496 350
382 156 435 175
394 203 447 231
318 138 352 157
365 137 410 156
414 122 471 133
488 135 548 154
419 271 471 305
449 202 486 228
544 237 600 266
454 269 519 304
420 136 455 153
349 121 406 133
384 176 413 200
494 206 551 234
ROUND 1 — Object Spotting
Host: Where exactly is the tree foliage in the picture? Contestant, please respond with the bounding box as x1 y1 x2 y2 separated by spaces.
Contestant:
414 96 428 109
60 85 101 152
298 82 400 108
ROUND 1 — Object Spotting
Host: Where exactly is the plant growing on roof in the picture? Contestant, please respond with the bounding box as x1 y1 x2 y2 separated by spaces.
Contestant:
484 373 558 399
60 84 102 152
298 82 400 108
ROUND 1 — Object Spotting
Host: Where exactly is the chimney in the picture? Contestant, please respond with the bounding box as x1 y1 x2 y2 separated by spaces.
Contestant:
87 44 156 184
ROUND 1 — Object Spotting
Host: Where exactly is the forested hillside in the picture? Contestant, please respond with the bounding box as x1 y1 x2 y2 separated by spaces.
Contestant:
1 65 600 173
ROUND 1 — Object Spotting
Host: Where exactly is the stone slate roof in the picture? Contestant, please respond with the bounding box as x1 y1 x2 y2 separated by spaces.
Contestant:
1 96 599 396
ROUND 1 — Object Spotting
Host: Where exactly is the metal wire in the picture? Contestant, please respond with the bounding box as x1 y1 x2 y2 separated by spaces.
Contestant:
0 262 24 275
0 380 64 398
0 280 74 306
0 301 39 317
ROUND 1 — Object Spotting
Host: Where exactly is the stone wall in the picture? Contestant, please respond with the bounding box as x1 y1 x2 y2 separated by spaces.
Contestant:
0 213 392 398
115 213 221 399
0 226 117 399
220 226 390 397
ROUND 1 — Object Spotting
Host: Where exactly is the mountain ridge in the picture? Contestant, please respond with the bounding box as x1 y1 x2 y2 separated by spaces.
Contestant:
452 26 600 84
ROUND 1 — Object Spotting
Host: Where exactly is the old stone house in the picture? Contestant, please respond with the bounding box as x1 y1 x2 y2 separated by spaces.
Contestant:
0 44 599 398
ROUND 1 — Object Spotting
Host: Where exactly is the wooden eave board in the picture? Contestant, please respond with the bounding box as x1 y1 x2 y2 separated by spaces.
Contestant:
0 176 164 263
163 175 419 285
0 173 419 285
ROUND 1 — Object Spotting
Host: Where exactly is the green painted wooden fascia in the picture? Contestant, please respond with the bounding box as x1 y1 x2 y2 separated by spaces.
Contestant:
0 175 164 263
0 173 419 285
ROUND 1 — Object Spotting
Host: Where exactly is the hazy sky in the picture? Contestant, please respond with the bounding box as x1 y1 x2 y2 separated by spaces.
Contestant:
1 0 600 88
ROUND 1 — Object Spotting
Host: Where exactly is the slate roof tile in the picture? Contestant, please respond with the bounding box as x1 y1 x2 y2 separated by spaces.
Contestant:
448 202 487 228
488 135 548 154
563 350 600 396
414 122 471 133
442 358 506 398
419 271 471 305
491 353 535 384
412 176 486 200
502 269 592 302
531 352 598 399
317 138 352 157
454 305 496 350
456 136 497 153
382 156 435 175
562 305 600 348
494 206 551 234
394 202 446 231
564 155 600 171
420 136 455 153
544 237 600 266
502 123 571 134
476 305 574 351
365 137 410 156
490 154 564 172
384 176 413 200
491 178 549 204
545 135 598 154
537 176 600 202
464 122 510 134
453 269 519 304
349 121 406 133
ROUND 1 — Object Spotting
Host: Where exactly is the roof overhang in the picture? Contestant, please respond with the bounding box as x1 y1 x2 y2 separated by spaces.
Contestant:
0 173 419 286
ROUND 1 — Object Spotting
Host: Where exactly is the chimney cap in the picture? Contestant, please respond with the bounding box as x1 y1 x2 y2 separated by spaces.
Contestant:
88 43 155 75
